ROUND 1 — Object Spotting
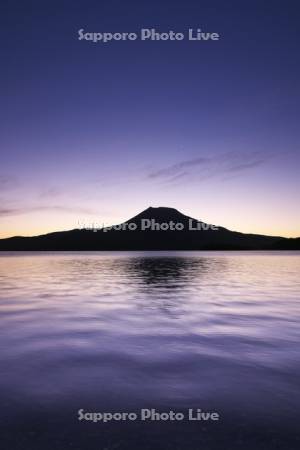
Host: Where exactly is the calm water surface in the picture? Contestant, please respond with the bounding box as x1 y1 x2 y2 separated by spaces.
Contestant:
0 251 300 449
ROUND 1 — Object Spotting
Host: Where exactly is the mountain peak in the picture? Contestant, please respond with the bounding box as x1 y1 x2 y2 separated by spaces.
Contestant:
129 206 190 222
145 206 181 213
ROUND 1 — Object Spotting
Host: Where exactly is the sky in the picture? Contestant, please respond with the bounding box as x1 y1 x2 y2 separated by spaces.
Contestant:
0 0 300 238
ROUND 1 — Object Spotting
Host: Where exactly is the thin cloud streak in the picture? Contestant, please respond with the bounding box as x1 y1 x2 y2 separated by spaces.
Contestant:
148 151 273 184
0 205 97 217
0 175 18 190
148 157 209 179
227 159 265 173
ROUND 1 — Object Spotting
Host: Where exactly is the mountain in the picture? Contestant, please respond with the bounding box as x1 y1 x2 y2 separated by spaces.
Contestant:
0 206 299 251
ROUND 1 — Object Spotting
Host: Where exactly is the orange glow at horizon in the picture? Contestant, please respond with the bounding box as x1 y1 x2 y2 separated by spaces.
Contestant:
0 207 299 240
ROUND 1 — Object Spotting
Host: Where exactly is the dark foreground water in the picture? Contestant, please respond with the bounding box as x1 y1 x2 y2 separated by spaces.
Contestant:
0 251 300 449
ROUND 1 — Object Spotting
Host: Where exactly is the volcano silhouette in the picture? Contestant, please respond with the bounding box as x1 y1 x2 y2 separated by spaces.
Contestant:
0 206 299 250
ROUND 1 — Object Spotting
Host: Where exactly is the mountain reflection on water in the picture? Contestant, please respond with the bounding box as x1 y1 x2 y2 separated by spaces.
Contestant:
0 251 300 450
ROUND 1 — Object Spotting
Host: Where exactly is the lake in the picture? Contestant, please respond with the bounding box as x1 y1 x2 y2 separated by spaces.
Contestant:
0 251 299 449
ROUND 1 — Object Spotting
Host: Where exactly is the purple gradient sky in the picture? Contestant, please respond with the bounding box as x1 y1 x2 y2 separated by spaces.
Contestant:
1 0 300 238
